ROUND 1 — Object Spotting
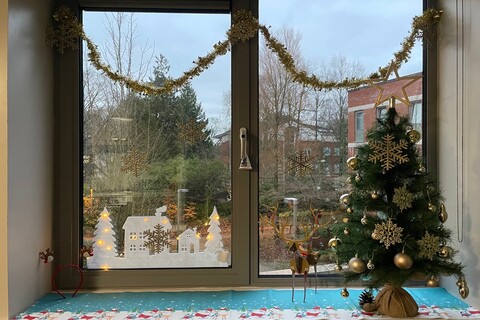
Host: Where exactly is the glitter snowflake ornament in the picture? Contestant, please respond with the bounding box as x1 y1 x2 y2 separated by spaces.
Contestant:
393 183 414 211
144 224 171 254
178 119 207 145
368 134 409 171
121 149 148 177
287 151 315 177
417 231 440 260
373 219 403 249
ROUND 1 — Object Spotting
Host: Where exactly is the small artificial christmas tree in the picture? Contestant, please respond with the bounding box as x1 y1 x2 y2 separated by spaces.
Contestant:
92 207 117 260
331 99 468 317
205 206 224 253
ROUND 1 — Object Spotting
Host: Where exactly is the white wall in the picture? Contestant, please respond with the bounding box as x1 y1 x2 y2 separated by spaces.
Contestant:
438 0 480 307
0 0 9 318
7 0 54 317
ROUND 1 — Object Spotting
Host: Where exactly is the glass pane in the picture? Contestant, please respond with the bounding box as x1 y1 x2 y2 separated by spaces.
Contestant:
82 11 231 269
258 0 423 276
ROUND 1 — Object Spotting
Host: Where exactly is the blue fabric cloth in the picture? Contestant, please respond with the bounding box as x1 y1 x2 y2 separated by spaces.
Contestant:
23 288 469 314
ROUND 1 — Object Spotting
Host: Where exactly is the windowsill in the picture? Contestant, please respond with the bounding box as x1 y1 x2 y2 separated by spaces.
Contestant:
17 287 478 319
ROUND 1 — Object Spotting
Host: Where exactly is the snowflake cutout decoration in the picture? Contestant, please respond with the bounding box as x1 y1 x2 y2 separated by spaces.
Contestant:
121 149 148 177
178 119 207 145
373 218 403 249
144 224 171 254
417 231 440 260
368 134 409 171
393 183 414 211
287 151 315 177
46 6 83 54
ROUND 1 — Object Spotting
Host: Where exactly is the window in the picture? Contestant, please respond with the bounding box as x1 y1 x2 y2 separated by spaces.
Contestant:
55 0 427 289
355 111 365 142
323 146 331 157
334 147 340 157
377 106 387 119
411 101 422 136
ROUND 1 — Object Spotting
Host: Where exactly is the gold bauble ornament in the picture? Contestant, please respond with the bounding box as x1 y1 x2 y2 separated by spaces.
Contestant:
361 215 368 225
334 264 343 272
344 228 350 236
328 237 341 248
407 129 421 143
355 174 362 183
367 259 375 270
340 193 350 207
438 245 453 259
459 285 470 299
348 256 367 273
371 191 380 200
418 165 426 174
342 217 349 223
426 184 435 192
371 232 381 240
394 252 413 269
341 287 350 298
426 276 439 287
439 203 448 223
346 207 353 214
428 203 436 212
347 156 359 170
346 176 353 184
457 278 470 299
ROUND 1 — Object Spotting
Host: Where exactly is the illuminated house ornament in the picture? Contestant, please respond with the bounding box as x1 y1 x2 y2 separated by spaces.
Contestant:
86 205 229 269
370 63 422 108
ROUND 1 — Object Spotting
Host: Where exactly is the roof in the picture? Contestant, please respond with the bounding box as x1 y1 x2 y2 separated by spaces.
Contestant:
122 215 172 230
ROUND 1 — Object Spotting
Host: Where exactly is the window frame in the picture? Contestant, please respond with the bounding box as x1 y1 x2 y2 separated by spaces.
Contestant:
354 110 364 143
54 0 436 289
54 0 256 289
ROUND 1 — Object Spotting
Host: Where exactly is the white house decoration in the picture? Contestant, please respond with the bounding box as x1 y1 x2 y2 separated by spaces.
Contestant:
86 205 229 269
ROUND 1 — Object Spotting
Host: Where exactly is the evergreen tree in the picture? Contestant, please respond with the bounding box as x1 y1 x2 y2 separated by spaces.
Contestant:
330 105 468 315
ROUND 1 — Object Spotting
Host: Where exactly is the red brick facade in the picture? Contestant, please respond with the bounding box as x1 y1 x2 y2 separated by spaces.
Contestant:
347 74 423 157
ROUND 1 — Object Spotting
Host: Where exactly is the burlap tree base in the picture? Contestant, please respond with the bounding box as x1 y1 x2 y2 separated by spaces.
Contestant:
362 284 419 318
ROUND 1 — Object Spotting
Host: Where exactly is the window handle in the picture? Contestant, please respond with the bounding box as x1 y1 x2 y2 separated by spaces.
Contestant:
239 127 252 171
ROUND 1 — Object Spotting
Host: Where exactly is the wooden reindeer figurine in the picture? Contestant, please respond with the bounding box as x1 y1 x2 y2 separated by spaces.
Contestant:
261 204 330 302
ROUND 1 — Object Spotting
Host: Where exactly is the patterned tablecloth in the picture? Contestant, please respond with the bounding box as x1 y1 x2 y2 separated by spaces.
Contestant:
14 288 480 319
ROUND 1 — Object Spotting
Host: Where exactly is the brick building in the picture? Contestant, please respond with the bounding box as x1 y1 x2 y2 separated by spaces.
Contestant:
347 73 422 157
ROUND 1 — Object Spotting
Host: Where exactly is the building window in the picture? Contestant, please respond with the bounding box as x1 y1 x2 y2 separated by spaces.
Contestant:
377 106 387 119
334 147 340 156
129 244 137 252
304 148 311 156
323 146 331 157
139 244 147 252
129 232 137 240
355 111 365 142
410 101 422 136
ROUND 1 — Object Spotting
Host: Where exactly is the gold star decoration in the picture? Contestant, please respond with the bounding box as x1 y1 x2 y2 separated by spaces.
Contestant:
368 134 409 171
287 151 315 177
178 119 207 145
373 219 404 249
121 149 148 177
393 183 414 211
370 63 422 108
417 231 440 260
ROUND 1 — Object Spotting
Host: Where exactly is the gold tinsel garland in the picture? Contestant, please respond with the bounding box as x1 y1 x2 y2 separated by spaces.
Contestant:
46 6 443 95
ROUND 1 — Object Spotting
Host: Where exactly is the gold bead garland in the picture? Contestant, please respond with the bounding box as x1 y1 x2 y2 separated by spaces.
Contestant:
47 6 443 96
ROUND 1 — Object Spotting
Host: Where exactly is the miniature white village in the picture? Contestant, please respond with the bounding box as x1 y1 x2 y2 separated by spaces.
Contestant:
86 205 229 269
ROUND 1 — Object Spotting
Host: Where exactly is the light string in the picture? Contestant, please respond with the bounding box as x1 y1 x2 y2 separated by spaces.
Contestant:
46 6 443 96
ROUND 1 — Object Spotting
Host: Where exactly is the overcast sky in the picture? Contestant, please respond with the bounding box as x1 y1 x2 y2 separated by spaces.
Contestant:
83 1 423 120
